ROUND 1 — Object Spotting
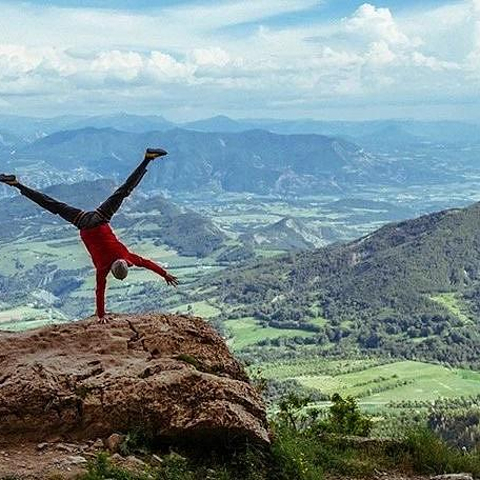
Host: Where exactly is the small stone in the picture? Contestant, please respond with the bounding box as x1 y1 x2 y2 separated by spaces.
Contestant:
152 454 163 464
105 433 125 453
66 455 88 465
125 455 146 467
36 442 49 451
111 453 124 462
93 438 104 449
431 475 473 480
56 443 75 453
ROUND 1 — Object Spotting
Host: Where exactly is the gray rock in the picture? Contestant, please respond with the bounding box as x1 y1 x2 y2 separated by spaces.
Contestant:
66 455 88 465
431 474 473 480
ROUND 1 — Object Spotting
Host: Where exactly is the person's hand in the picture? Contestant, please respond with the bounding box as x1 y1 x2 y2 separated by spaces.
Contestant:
164 272 179 287
97 314 113 324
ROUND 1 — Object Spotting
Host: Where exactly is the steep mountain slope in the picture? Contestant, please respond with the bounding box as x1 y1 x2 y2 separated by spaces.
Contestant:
17 127 388 194
205 202 480 365
240 217 338 250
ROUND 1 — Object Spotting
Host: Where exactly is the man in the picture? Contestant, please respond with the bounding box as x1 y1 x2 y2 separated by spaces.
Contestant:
0 148 178 323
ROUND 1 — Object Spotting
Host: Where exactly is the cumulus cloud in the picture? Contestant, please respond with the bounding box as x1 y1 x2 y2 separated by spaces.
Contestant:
0 0 477 118
344 3 419 47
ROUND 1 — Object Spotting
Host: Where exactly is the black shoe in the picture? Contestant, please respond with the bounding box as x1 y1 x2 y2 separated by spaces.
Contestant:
0 174 18 185
145 148 168 160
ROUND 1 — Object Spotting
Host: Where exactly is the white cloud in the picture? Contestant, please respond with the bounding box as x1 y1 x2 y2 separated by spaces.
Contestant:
365 41 396 66
0 0 477 119
344 3 418 47
191 48 231 68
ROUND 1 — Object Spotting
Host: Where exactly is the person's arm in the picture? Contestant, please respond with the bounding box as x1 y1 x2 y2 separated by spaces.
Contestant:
95 269 108 321
128 253 179 286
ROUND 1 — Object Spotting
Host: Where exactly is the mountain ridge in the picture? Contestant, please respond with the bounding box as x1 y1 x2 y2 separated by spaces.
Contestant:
16 126 385 195
203 201 480 366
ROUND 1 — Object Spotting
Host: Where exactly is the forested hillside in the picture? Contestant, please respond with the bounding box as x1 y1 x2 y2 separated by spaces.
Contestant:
203 202 480 366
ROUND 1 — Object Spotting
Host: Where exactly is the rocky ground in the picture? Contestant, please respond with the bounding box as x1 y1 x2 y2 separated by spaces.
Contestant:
0 435 169 479
0 313 268 478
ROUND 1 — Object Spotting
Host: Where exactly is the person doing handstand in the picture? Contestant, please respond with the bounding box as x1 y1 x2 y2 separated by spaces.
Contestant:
0 148 178 323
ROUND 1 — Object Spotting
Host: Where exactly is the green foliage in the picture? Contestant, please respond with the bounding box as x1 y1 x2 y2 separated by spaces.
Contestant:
119 429 155 457
78 420 480 480
403 427 480 476
157 453 194 480
175 353 201 370
81 453 150 480
275 392 372 437
277 392 315 431
270 424 324 480
319 394 373 437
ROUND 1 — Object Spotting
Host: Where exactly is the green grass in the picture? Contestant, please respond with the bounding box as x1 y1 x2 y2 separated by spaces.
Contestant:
0 306 69 331
0 235 88 273
168 301 221 318
430 292 472 324
257 358 383 380
295 361 480 404
225 317 317 350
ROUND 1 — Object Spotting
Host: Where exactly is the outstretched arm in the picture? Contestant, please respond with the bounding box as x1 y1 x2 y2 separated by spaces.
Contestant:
128 253 179 286
95 269 108 322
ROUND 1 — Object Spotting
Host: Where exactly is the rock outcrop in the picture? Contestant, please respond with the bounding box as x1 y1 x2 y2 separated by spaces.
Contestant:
0 313 269 445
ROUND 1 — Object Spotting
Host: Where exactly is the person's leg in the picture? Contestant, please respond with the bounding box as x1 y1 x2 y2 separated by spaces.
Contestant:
15 183 84 226
96 148 167 222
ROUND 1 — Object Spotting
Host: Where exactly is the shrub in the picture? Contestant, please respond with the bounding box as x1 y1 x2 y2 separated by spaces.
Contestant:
317 393 373 437
402 427 480 476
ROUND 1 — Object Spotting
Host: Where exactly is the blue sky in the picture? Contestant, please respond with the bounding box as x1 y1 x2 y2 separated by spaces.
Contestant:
0 0 476 121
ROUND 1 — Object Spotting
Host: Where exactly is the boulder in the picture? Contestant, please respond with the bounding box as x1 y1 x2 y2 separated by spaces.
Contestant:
0 313 269 445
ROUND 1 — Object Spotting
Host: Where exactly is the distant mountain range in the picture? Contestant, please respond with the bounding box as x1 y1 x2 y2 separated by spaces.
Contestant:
13 127 389 195
1 112 479 145
204 201 480 366
1 113 478 197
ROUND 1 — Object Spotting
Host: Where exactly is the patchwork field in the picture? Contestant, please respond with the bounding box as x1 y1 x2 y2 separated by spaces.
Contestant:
257 359 480 407
225 317 318 350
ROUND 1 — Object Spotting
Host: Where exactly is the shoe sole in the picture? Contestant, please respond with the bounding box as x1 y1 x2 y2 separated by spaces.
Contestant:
0 174 16 183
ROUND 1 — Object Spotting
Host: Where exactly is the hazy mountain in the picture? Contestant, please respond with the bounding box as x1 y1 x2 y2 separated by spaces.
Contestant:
0 114 87 141
0 112 174 140
206 202 480 366
18 127 387 195
240 217 338 250
68 113 175 133
357 125 425 149
0 130 27 153
182 115 253 133
236 118 480 145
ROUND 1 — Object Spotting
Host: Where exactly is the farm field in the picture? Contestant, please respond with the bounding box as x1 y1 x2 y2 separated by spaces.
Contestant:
225 317 318 350
260 359 480 406
0 305 69 331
